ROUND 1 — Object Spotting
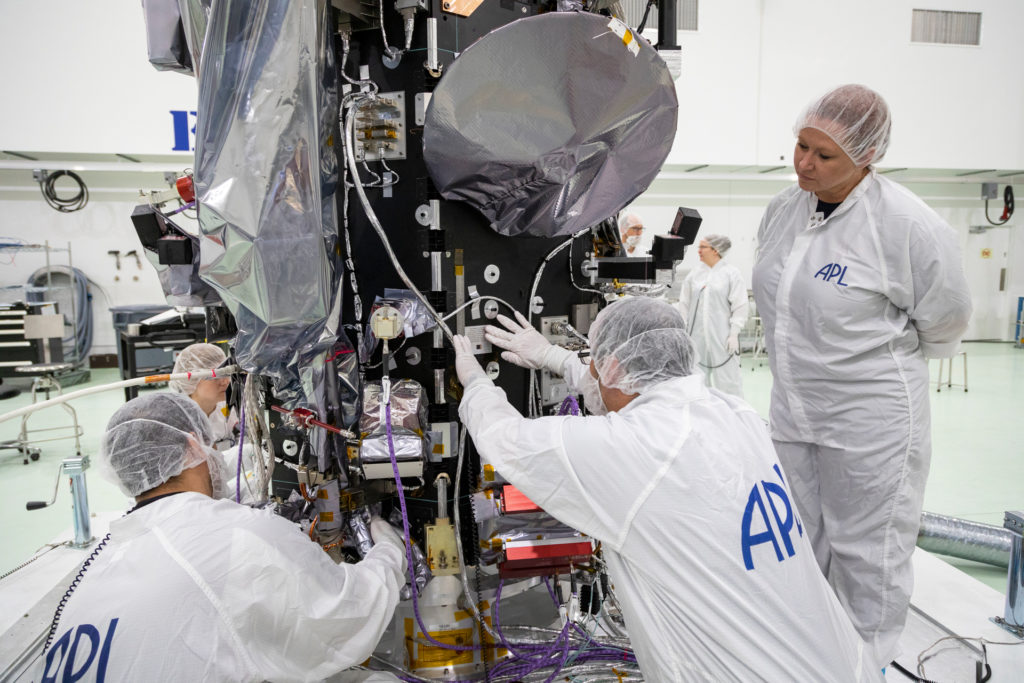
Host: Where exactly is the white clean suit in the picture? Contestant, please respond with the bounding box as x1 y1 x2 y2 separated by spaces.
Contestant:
752 170 972 668
38 493 405 682
460 359 879 682
678 261 748 397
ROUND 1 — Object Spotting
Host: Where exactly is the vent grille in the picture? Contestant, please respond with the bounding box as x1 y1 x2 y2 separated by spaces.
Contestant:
619 0 699 32
911 9 981 45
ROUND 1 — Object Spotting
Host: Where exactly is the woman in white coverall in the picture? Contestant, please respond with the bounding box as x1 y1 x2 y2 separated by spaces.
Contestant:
37 393 406 683
752 84 972 670
456 298 879 682
678 233 748 397
170 342 238 449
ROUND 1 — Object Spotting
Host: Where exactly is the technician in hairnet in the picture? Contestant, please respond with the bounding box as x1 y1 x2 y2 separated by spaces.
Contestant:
170 342 237 449
618 213 645 256
38 392 405 682
455 298 878 681
678 234 748 397
752 84 972 669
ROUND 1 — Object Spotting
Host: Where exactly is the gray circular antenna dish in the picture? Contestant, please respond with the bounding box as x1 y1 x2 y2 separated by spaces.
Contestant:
423 12 677 238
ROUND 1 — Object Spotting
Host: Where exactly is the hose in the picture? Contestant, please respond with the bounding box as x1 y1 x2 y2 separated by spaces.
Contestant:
27 266 92 364
0 366 238 425
917 511 1012 568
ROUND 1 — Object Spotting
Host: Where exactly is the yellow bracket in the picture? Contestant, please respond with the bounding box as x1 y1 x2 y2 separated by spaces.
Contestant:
441 0 484 17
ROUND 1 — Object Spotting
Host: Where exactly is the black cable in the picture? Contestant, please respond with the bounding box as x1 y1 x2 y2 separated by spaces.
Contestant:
43 533 111 651
686 287 739 370
0 542 65 582
891 660 939 682
984 185 1014 226
39 170 89 213
637 0 656 32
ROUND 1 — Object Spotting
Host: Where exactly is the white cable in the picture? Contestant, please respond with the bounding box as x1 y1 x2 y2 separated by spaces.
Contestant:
343 96 453 343
441 295 518 322
0 366 238 425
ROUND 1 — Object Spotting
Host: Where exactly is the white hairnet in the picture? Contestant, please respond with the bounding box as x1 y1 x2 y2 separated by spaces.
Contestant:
169 343 227 394
704 234 731 256
590 298 694 394
618 213 644 232
100 393 215 497
793 84 891 167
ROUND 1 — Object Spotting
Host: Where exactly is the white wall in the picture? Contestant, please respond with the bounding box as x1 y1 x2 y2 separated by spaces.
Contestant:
755 0 1024 169
627 177 1022 340
0 197 186 355
0 1 198 154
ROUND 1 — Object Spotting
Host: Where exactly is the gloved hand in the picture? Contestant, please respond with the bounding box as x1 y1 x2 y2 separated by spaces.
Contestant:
453 335 490 390
727 334 740 355
485 311 572 373
369 516 408 574
370 516 405 552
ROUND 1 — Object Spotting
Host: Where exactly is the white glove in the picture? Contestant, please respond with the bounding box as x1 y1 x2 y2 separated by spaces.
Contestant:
727 334 740 355
370 516 405 551
369 516 408 574
484 311 572 373
453 335 490 390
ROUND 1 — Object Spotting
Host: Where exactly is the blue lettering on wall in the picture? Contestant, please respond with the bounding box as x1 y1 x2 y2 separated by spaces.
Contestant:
170 110 198 151
41 618 119 683
813 262 849 286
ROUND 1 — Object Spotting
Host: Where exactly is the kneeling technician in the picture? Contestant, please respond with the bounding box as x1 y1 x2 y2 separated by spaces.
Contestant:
453 297 879 681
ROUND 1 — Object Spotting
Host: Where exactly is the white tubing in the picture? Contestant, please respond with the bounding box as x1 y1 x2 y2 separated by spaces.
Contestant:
0 366 239 425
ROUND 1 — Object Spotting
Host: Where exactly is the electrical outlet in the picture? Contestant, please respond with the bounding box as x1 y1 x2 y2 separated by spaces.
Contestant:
981 182 998 200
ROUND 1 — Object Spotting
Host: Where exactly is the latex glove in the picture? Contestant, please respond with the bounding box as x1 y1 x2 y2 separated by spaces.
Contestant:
484 311 571 372
369 516 408 574
370 516 406 552
453 335 490 390
727 334 740 355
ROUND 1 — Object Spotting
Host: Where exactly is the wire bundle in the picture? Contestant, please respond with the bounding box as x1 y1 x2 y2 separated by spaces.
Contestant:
38 170 89 213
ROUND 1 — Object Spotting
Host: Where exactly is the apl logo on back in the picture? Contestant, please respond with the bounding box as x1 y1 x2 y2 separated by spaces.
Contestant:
41 619 119 682
741 464 804 570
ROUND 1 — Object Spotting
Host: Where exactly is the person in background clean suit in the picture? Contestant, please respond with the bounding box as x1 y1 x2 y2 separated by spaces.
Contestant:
170 342 237 449
618 213 645 256
457 298 879 682
38 392 406 682
752 83 972 670
678 233 748 397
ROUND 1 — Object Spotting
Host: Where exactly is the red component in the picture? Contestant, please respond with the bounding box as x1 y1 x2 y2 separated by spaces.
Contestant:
501 485 542 514
175 175 195 203
498 538 594 578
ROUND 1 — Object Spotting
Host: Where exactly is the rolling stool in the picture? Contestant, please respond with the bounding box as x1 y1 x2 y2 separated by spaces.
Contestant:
935 350 968 393
0 362 83 464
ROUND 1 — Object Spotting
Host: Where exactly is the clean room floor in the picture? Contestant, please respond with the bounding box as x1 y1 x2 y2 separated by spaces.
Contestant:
1 342 1021 595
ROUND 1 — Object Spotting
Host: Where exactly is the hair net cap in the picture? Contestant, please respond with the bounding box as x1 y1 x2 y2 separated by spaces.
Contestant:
170 343 227 394
794 84 891 167
703 234 731 256
618 213 644 232
590 298 694 394
100 393 215 497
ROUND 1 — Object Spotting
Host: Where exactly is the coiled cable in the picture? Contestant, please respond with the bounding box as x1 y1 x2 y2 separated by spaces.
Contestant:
38 171 89 213
43 533 111 651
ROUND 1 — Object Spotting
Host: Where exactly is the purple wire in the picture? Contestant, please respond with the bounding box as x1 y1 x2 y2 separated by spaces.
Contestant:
385 402 479 654
384 391 636 680
165 200 196 216
557 395 580 416
235 401 245 504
